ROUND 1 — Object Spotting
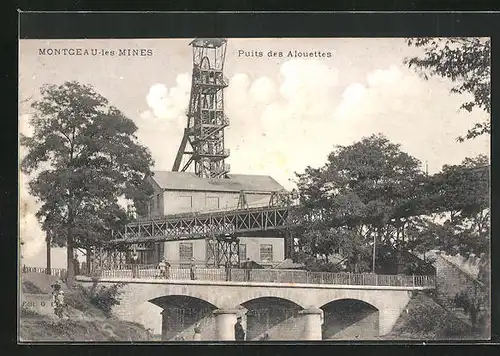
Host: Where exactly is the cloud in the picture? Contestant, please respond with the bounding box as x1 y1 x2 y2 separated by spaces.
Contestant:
134 73 193 171
224 59 343 188
331 65 490 173
222 60 489 190
141 73 191 123
249 76 277 104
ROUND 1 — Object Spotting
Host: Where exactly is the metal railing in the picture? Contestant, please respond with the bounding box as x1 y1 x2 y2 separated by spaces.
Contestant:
21 266 68 278
90 266 435 288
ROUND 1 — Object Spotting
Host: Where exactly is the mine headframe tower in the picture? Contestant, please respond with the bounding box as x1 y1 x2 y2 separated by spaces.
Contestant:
172 38 230 179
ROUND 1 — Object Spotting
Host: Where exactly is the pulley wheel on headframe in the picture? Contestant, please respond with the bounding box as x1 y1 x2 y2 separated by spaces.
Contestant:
200 56 211 70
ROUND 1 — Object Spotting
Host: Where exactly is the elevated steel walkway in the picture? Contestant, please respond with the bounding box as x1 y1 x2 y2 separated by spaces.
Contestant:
110 204 295 244
106 165 489 246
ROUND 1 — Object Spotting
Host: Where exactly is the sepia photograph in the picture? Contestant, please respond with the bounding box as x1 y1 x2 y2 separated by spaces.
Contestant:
19 36 490 342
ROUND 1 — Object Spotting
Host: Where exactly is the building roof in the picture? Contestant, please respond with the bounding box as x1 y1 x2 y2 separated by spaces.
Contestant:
271 259 305 270
150 171 284 193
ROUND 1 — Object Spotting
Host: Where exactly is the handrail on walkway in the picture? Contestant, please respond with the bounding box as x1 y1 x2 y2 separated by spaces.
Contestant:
88 266 436 288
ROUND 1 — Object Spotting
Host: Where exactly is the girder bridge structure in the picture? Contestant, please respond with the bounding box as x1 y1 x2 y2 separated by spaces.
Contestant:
93 190 297 271
92 164 490 272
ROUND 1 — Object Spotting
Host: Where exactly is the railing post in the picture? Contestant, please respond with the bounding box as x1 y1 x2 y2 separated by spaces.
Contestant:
375 274 378 286
412 275 416 287
348 273 351 285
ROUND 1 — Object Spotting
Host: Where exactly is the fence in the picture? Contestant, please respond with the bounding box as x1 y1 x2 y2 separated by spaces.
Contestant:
21 266 67 278
92 266 436 288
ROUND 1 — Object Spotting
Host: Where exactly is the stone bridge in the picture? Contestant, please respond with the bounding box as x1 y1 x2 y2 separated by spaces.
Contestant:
76 276 433 340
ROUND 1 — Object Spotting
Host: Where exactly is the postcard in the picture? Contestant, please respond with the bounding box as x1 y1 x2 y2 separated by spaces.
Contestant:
19 35 491 342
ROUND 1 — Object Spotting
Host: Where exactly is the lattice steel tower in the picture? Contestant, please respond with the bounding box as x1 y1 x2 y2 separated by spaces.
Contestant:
172 38 230 178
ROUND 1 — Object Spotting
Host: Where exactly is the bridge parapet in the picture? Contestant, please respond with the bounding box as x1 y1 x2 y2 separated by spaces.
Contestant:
86 266 436 289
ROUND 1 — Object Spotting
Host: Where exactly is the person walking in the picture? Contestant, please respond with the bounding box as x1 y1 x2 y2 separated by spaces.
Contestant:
193 323 202 341
190 258 196 280
234 316 245 341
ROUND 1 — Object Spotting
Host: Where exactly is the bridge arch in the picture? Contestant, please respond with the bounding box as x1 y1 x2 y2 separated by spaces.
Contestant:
320 298 380 340
312 290 388 313
135 284 225 309
150 295 218 341
149 294 218 310
319 298 379 312
241 297 303 341
231 288 307 309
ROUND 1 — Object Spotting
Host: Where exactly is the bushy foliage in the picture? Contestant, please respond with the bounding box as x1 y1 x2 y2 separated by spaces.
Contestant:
66 281 126 317
89 282 126 317
65 284 94 313
21 305 40 317
392 293 472 339
452 289 487 330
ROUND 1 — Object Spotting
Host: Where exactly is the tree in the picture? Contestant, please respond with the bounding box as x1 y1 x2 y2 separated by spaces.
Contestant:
296 134 426 272
428 155 489 257
405 37 490 141
21 81 154 286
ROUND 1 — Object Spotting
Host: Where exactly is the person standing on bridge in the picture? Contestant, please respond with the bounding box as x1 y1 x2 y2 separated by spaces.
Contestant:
159 259 166 279
131 252 139 278
244 257 251 282
190 257 197 280
234 316 245 341
165 260 171 279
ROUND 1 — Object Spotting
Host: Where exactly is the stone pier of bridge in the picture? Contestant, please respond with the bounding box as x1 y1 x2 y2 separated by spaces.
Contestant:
76 276 432 340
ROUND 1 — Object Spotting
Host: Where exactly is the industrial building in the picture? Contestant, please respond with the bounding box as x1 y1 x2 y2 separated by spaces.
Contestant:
136 171 287 267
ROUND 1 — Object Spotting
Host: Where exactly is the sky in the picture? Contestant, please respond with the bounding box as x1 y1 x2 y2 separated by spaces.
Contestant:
19 38 490 266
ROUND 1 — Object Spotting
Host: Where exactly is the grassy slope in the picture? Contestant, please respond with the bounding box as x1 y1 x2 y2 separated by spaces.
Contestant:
20 316 150 342
380 292 479 340
20 273 151 342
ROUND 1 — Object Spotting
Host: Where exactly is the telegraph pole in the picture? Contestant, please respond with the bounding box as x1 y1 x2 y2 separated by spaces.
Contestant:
372 233 376 273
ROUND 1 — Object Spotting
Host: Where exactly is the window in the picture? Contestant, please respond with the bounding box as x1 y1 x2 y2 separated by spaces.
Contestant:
206 196 219 210
260 244 273 262
156 194 161 211
239 244 247 261
179 243 193 261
